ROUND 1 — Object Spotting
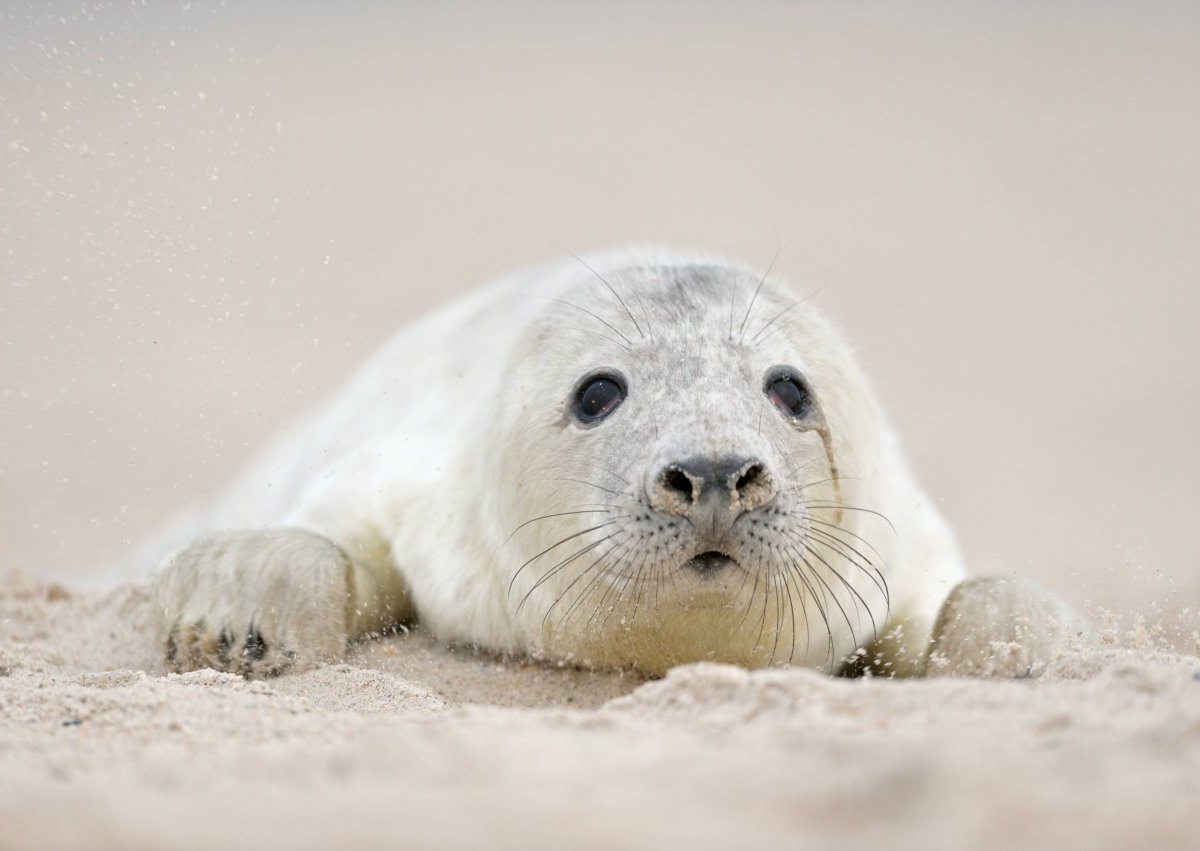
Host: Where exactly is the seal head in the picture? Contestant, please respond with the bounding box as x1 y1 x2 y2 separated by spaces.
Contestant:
493 260 893 672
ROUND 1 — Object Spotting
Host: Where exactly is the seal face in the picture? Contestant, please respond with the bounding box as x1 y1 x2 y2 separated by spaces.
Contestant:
494 261 904 672
152 247 989 678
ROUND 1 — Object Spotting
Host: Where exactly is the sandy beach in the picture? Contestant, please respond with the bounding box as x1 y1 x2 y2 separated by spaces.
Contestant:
3 3 1198 848
2 574 1199 850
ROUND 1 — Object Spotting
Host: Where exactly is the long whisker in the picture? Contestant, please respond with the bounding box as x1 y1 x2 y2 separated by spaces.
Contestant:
780 476 842 495
516 532 622 615
561 325 632 350
770 542 805 664
734 550 764 635
552 478 628 497
598 543 652 634
767 563 785 666
593 465 631 486
625 545 654 627
800 536 879 640
550 536 635 628
788 536 860 655
780 560 800 665
750 287 824 346
639 297 655 346
507 521 617 597
585 544 639 634
804 502 898 536
806 524 890 612
533 295 633 347
787 527 882 655
737 245 778 345
749 299 802 345
567 250 645 339
503 508 616 545
806 517 888 563
777 536 836 668
752 547 774 658
545 535 637 629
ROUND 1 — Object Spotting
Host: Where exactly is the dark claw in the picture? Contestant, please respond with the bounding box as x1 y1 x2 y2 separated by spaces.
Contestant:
243 627 267 661
165 625 180 667
217 629 233 666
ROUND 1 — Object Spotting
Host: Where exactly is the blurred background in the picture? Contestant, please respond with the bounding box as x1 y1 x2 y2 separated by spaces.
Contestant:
2 2 1197 636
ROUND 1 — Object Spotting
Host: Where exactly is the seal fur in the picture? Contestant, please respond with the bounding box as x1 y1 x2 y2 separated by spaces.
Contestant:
153 247 1090 677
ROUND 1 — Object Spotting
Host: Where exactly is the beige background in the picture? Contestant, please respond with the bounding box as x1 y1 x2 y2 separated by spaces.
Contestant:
3 2 1197 628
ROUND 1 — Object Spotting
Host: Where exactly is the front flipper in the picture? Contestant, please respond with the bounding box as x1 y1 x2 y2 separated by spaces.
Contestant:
154 528 355 677
922 575 1094 678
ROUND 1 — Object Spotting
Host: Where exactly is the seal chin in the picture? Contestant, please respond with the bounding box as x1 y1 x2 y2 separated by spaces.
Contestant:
683 550 738 576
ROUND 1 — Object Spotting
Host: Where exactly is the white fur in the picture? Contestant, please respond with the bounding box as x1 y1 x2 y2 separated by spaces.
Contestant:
153 247 1086 677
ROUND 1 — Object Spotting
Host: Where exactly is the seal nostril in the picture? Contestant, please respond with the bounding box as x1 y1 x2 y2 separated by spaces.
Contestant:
735 463 765 493
663 468 695 503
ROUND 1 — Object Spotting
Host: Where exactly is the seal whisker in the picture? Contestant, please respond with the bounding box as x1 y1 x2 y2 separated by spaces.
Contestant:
773 545 809 665
638 297 655 345
804 502 898 537
503 508 618 546
618 548 652 630
736 248 778 345
528 295 634 348
593 465 631 486
548 535 638 628
807 533 891 621
806 516 888 563
507 521 619 597
785 529 861 608
580 547 634 635
801 536 879 640
733 552 764 635
774 537 833 668
805 524 891 613
728 280 737 342
767 564 786 666
767 545 797 663
561 544 638 628
779 475 845 494
590 537 653 634
793 513 889 589
625 547 653 627
551 478 631 498
752 548 775 659
566 250 645 340
749 297 807 346
543 535 636 629
561 325 633 350
516 532 624 615
790 540 860 655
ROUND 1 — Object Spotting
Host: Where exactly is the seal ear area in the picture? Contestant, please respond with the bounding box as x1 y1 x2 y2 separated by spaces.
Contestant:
569 368 628 426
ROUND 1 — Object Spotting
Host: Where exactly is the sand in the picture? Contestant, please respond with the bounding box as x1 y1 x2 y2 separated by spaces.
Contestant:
4 3 1200 849
2 573 1199 850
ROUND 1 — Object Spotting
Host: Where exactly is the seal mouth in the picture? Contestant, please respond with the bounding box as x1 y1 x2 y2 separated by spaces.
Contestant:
684 550 737 575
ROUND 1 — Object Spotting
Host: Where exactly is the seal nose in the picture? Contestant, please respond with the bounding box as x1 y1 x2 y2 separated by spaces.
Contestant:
650 455 776 534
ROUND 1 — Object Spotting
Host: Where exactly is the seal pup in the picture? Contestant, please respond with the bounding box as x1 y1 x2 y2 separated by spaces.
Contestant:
153 247 1091 678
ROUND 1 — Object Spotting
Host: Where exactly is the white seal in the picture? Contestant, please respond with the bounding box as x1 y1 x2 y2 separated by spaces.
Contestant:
153 247 1091 677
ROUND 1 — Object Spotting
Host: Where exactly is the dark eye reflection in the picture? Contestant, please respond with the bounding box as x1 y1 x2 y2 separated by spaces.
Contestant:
573 373 626 423
765 370 812 419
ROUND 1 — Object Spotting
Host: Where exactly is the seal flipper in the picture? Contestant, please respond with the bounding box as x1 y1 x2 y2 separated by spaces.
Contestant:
921 575 1094 678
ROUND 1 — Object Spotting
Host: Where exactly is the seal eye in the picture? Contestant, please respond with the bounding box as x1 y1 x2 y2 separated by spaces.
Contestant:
765 370 812 419
573 373 626 423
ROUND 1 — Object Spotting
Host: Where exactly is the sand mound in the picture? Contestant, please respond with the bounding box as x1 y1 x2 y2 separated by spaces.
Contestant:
2 575 1198 850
